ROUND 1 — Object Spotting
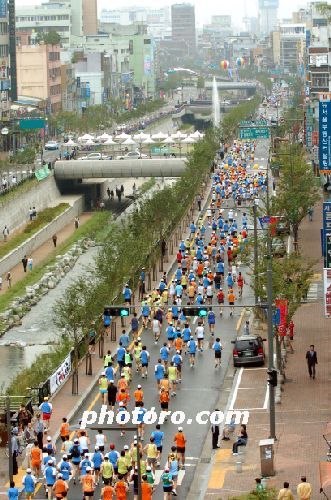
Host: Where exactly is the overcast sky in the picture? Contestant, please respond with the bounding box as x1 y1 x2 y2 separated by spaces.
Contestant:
16 0 305 27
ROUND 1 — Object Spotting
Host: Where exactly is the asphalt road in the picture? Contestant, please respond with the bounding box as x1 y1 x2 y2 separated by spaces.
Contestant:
30 114 275 498
33 147 272 499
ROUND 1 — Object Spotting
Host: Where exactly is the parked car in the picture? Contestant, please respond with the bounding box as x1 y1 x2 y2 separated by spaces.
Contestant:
116 151 149 160
232 336 266 367
44 141 59 150
272 237 287 257
81 152 105 160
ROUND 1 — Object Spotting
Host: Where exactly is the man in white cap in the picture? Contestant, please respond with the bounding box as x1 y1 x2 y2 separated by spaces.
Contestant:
44 458 56 499
81 466 94 499
39 397 53 431
22 468 36 499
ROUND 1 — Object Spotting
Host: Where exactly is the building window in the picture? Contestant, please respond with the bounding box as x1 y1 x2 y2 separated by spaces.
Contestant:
0 45 8 57
50 84 61 96
144 39 151 44
0 22 8 34
49 51 60 61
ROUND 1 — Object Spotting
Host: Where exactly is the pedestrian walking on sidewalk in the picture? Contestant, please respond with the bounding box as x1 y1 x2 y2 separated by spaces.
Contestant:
22 255 28 273
28 256 33 271
307 207 313 222
3 225 9 241
306 345 318 379
52 234 57 247
211 412 220 449
6 271 11 289
297 476 312 500
278 482 294 500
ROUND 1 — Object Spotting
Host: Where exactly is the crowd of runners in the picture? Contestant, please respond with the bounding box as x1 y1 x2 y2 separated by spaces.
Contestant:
14 136 268 500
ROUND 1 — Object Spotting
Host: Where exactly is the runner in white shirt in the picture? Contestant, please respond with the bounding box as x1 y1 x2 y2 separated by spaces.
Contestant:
95 429 107 453
152 318 161 344
195 322 205 352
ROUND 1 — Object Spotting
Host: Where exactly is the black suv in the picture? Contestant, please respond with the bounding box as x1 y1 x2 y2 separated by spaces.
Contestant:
232 336 266 367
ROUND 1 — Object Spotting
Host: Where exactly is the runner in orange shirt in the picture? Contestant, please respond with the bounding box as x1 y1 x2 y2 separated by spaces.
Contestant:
228 288 236 316
159 388 170 422
114 476 129 500
101 483 114 499
173 427 186 469
141 475 153 500
81 467 94 499
133 385 144 407
60 417 69 442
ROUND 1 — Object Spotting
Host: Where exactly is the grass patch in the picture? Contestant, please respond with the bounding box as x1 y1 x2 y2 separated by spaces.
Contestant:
0 203 70 260
6 337 72 397
0 177 38 206
0 211 110 314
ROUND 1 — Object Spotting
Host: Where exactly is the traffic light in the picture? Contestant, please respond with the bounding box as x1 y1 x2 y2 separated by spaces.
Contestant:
104 306 130 318
267 369 278 387
182 306 208 318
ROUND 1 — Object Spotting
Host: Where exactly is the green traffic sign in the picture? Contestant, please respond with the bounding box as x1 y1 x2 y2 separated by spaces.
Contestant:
240 120 268 126
239 127 270 139
19 118 45 130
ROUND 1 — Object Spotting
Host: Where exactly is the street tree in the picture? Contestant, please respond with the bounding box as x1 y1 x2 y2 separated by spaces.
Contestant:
53 277 94 394
272 146 318 249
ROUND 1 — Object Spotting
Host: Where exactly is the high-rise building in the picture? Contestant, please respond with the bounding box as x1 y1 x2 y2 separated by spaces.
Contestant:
171 3 196 56
259 0 279 35
82 0 97 35
0 0 11 119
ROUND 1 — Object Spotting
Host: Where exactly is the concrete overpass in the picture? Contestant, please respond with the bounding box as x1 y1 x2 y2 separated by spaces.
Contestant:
54 158 187 180
205 81 258 91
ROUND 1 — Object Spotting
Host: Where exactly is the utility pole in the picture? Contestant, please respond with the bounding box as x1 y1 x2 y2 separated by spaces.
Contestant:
253 202 259 305
266 156 276 440
6 397 13 483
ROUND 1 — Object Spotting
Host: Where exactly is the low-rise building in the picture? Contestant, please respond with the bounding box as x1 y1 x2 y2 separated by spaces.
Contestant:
16 42 62 113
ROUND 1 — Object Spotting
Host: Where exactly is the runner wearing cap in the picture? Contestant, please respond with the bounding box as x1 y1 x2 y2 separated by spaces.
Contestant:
69 438 83 484
44 459 57 499
57 455 72 482
22 469 36 500
91 447 103 485
81 467 94 499
161 467 173 499
174 427 186 469
39 397 53 431
80 453 92 477
133 385 144 406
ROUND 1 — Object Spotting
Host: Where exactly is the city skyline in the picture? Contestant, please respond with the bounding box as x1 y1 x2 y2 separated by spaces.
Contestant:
15 0 305 27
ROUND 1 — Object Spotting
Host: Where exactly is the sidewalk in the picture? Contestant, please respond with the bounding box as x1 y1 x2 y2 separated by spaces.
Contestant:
0 212 91 294
0 176 211 489
203 198 330 498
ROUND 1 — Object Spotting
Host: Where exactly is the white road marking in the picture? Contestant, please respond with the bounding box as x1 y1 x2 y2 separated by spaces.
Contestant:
229 367 243 411
263 384 269 409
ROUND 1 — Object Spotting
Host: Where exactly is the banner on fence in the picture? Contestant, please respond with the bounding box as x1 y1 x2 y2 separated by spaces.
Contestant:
49 354 71 395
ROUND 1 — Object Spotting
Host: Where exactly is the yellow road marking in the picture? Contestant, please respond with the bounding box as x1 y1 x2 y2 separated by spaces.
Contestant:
207 449 232 489
236 308 246 333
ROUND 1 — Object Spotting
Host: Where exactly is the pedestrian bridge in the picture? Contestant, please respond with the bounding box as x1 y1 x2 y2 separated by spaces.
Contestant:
54 158 188 179
205 81 258 91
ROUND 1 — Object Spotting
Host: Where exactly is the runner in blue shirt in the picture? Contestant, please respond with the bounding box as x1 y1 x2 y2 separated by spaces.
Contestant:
119 330 129 348
188 337 197 367
151 424 164 465
160 343 170 367
80 454 92 476
141 301 150 328
154 359 165 388
166 324 176 348
123 284 132 304
207 310 216 335
7 481 19 500
69 439 83 484
117 344 126 372
105 363 115 381
44 461 56 498
92 447 103 485
57 456 71 481
140 346 150 378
